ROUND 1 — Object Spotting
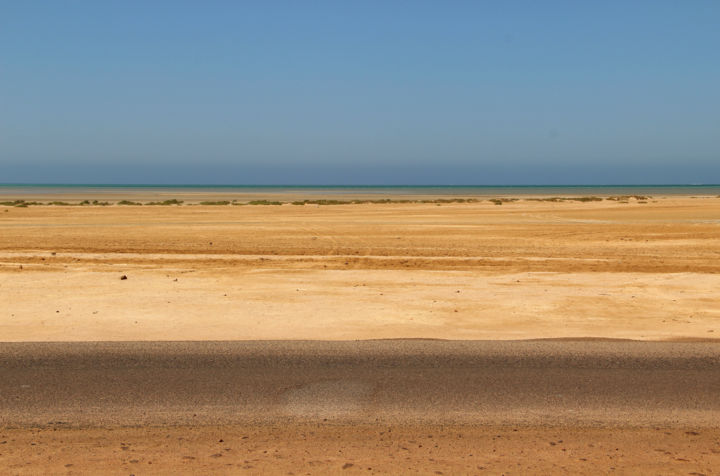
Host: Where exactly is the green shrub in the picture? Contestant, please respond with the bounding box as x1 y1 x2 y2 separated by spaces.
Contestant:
569 196 603 202
489 198 517 205
0 200 41 207
145 199 183 206
608 195 649 201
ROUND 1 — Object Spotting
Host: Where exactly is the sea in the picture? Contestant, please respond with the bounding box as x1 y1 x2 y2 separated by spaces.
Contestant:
1 184 720 197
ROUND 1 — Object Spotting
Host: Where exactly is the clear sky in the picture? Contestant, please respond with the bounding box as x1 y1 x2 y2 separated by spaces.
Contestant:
2 1 719 184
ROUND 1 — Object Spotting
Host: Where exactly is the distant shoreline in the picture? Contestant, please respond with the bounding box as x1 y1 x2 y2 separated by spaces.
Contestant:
1 184 719 202
2 183 719 190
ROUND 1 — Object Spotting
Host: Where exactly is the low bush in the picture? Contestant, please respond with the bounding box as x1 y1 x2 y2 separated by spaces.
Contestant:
248 200 282 205
145 199 183 206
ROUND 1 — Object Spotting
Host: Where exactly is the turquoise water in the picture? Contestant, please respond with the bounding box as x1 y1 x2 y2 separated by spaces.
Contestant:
1 184 720 196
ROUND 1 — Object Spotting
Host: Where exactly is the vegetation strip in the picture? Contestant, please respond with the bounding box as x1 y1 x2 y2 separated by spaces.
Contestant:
0 196 657 207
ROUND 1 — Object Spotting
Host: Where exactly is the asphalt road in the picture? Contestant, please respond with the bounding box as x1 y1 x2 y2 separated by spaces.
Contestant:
1 340 719 427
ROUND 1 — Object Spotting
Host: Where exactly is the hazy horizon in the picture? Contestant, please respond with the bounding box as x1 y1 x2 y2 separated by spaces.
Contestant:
3 2 719 184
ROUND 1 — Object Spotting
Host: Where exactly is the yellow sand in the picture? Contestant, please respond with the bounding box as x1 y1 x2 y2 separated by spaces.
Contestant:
2 196 719 341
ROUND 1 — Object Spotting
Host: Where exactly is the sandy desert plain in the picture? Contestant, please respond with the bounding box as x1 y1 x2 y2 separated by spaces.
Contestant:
1 192 720 474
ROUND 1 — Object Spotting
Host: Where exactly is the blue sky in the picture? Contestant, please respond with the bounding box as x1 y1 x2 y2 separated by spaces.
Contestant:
2 1 719 184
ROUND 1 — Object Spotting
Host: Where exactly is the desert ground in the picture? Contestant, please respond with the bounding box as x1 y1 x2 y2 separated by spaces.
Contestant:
1 194 720 474
2 195 720 341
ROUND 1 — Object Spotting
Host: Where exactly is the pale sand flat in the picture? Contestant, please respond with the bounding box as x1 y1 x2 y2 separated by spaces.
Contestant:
2 198 720 341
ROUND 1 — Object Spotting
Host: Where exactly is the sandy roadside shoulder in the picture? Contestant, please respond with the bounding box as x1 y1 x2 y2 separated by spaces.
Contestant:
2 424 718 475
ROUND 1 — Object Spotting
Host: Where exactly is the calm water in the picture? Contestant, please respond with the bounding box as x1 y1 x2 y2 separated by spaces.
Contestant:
1 184 720 196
